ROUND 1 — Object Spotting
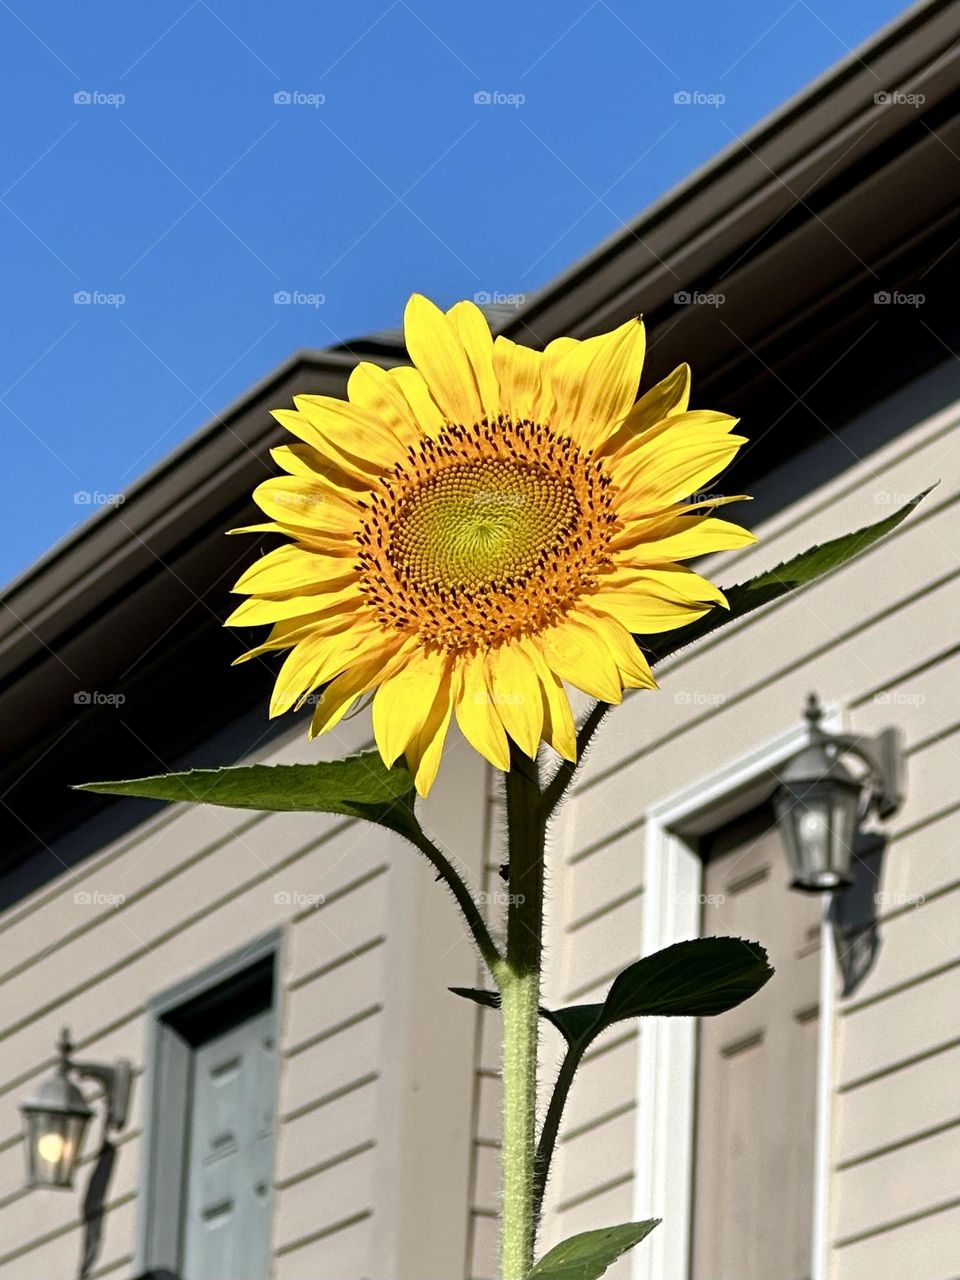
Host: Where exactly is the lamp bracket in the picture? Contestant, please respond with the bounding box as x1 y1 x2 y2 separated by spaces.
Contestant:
69 1058 133 1131
823 728 905 820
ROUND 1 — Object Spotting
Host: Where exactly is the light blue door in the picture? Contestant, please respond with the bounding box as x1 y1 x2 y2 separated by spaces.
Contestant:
181 1007 276 1280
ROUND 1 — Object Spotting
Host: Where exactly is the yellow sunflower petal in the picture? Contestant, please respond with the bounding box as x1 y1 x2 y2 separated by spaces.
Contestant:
487 642 544 759
493 335 543 423
406 664 455 797
614 433 747 511
575 608 657 689
611 515 756 560
547 318 646 452
225 580 361 626
346 362 422 446
270 444 373 494
372 646 447 768
389 366 446 438
520 638 577 762
270 624 383 717
447 301 500 419
404 294 482 425
595 363 691 457
590 566 726 635
455 653 511 771
232 544 357 596
252 476 362 530
310 640 413 739
294 394 408 466
537 617 624 704
270 409 381 484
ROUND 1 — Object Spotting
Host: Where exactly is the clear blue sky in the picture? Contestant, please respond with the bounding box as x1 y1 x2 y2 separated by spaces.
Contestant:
1 0 907 587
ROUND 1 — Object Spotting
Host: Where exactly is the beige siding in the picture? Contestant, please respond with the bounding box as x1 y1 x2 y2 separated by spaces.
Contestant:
467 368 960 1274
0 708 486 1280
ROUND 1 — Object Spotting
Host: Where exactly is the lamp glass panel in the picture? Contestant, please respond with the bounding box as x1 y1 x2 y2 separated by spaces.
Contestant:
22 1108 89 1188
776 780 859 890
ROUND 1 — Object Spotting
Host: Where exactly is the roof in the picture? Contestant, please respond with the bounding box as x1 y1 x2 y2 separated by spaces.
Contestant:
1 0 957 887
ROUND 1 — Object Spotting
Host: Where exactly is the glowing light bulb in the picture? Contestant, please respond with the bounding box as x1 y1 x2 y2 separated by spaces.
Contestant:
37 1132 66 1164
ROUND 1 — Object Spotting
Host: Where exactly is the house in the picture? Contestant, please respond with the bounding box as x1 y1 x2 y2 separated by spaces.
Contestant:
0 1 957 1276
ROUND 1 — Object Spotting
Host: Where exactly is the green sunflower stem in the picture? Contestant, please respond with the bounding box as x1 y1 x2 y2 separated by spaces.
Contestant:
500 746 546 1280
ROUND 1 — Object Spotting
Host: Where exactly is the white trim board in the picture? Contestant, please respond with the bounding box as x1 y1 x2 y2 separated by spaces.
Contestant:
630 708 841 1280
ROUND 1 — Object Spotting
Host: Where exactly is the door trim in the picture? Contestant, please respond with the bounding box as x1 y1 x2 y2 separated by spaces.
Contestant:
133 928 284 1276
630 709 840 1280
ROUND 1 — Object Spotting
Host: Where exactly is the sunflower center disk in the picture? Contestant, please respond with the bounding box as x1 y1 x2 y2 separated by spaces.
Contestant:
391 458 577 592
356 418 618 652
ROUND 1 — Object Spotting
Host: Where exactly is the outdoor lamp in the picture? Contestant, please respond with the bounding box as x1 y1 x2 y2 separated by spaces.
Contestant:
773 693 905 893
20 1028 132 1188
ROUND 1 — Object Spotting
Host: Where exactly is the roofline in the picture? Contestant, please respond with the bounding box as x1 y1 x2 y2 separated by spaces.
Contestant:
504 0 943 334
1 348 345 602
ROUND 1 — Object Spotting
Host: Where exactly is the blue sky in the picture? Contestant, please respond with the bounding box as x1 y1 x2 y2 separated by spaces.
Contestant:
1 0 907 587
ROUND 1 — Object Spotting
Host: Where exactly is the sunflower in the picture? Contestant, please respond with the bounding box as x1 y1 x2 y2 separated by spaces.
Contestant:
227 295 754 795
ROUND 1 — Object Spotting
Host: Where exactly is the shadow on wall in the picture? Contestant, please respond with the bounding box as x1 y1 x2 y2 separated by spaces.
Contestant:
830 832 887 996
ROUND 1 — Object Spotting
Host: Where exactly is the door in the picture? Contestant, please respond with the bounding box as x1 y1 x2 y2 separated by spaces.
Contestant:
690 806 822 1280
181 1007 276 1280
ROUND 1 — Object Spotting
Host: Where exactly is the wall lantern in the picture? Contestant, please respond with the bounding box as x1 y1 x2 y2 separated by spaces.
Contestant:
20 1028 132 1189
773 693 906 893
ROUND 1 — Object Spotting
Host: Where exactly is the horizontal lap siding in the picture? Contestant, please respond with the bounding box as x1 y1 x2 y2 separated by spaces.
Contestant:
0 720 394 1280
470 387 960 1273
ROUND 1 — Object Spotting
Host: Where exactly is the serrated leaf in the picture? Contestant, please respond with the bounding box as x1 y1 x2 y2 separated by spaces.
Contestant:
75 753 417 836
599 936 772 1025
528 1220 660 1279
640 489 932 665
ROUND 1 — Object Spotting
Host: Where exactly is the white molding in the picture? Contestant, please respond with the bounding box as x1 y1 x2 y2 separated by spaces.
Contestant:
631 708 841 1280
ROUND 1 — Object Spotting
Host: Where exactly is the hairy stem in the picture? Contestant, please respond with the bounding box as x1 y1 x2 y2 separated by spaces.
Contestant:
500 747 545 1279
532 1039 585 1224
405 824 502 974
542 701 609 817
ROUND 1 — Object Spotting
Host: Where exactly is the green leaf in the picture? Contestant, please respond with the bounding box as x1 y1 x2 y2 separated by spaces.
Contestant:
449 986 501 1011
528 1221 660 1279
541 937 772 1049
75 753 418 836
598 936 772 1025
453 938 769 1044
640 488 933 666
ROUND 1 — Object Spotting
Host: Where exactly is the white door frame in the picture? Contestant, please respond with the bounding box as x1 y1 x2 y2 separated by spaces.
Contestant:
630 708 840 1280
